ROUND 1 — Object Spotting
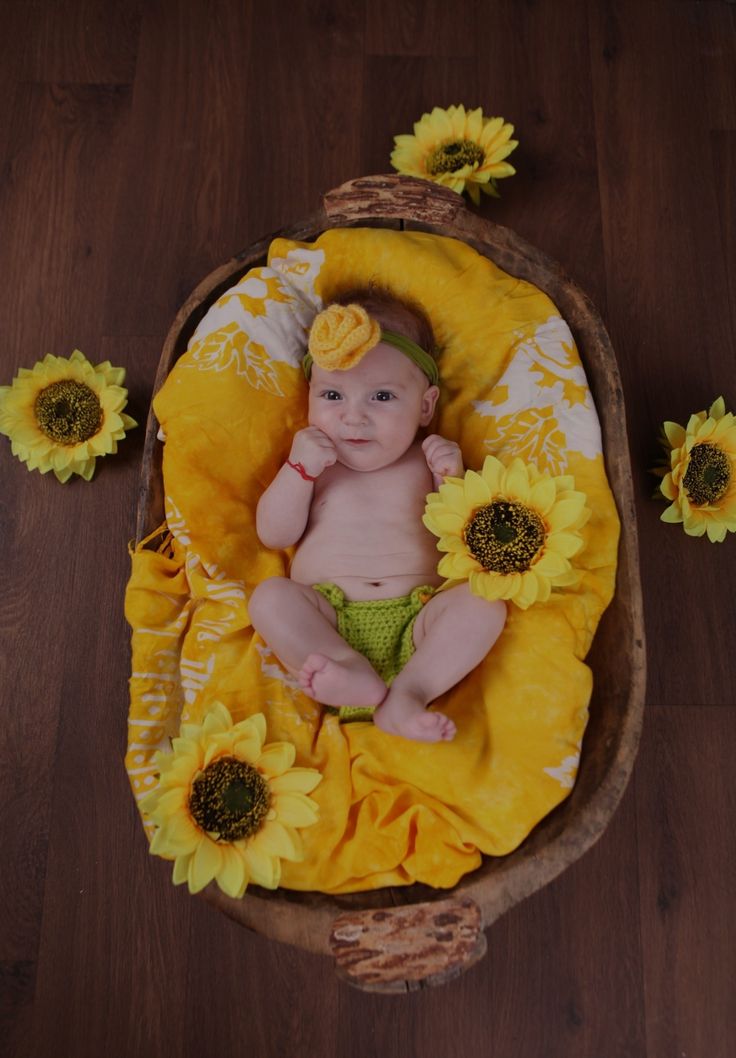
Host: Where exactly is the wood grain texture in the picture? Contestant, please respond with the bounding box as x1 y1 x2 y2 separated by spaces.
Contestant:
365 0 478 57
1 0 734 1054
475 0 608 309
636 706 736 1057
588 0 736 708
362 55 479 181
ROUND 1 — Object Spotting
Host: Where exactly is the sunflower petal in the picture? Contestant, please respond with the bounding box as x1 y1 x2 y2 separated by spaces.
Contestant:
502 459 531 503
435 533 467 553
242 845 280 889
683 518 707 537
151 815 201 856
468 570 504 601
660 503 684 524
250 820 300 860
663 420 686 448
438 552 481 578
172 854 191 886
152 787 189 818
463 469 492 506
188 836 222 893
546 531 584 559
256 742 296 778
704 521 727 542
480 455 504 492
269 768 322 795
530 478 557 514
532 551 570 577
709 396 726 419
515 571 540 609
239 711 267 747
202 702 231 736
423 507 466 535
274 792 319 828
546 497 586 531
230 734 263 765
216 847 248 898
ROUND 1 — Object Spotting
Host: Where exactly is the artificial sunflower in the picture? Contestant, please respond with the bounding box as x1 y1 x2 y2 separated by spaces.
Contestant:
0 349 136 482
140 702 321 899
390 104 518 205
658 396 736 542
423 455 590 610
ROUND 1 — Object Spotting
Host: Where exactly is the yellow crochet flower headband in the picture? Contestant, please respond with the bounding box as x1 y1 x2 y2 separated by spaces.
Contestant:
303 304 439 386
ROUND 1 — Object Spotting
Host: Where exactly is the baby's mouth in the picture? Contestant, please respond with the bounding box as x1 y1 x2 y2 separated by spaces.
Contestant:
344 438 371 445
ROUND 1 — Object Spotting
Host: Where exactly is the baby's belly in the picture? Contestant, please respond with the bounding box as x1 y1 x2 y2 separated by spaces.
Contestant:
290 537 444 601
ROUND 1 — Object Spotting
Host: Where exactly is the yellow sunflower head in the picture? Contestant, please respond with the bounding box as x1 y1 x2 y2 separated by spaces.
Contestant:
658 396 736 543
391 104 518 205
0 349 136 482
423 455 590 610
139 701 322 899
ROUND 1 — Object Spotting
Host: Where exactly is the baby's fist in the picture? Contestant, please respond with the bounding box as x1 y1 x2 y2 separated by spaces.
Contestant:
422 434 464 488
289 427 337 478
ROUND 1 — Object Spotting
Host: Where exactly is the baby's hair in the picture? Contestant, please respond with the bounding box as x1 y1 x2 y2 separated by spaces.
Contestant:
331 282 438 365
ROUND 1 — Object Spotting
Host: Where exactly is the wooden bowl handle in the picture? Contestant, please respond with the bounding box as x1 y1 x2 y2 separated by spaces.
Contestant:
323 174 466 227
329 895 486 993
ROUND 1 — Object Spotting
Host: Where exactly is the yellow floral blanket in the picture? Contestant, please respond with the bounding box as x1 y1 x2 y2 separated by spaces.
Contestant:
125 228 619 894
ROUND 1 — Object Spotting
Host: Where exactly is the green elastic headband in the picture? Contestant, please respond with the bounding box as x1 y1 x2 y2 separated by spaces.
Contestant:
302 329 439 387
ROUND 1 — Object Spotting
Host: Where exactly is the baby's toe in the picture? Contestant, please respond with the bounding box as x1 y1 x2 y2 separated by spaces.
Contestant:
433 713 456 741
300 653 327 680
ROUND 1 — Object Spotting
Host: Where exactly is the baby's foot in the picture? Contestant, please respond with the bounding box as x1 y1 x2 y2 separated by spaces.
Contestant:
298 653 387 709
373 688 456 743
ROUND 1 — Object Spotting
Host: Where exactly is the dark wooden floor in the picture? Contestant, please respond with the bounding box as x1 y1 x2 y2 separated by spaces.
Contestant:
1 1 734 1055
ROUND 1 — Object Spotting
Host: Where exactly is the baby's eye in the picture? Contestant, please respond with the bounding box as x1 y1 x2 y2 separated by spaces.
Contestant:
373 391 396 402
320 390 342 401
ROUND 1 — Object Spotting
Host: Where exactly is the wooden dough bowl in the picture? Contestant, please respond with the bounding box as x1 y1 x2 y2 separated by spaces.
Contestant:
135 175 646 993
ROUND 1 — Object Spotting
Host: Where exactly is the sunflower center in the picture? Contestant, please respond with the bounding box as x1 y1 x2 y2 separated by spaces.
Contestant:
35 380 102 445
464 500 546 574
683 443 731 506
427 139 485 175
189 756 271 842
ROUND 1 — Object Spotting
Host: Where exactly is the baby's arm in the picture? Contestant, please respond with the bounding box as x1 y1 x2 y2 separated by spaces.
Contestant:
422 434 464 489
256 427 337 549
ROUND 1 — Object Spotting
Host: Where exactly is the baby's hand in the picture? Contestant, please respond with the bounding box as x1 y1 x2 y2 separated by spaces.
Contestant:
289 427 338 479
422 434 464 489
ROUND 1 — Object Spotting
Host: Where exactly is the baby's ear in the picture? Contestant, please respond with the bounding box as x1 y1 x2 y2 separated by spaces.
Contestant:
420 385 440 425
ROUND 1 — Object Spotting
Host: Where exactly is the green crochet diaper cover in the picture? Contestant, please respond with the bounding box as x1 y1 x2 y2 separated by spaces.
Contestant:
312 582 436 722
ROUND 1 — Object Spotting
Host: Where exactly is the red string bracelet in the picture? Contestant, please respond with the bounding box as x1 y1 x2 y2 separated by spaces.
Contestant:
286 459 318 482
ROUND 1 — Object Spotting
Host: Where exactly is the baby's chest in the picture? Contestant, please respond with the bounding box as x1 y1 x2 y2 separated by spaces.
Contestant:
312 464 431 529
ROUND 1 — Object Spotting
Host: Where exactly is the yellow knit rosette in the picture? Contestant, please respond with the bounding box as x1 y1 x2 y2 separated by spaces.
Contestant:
307 303 381 372
391 104 518 205
0 349 136 482
658 396 736 542
140 702 321 899
423 456 590 610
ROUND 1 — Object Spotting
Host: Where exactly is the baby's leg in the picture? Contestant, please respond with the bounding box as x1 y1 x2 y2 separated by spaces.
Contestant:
373 584 506 743
248 577 387 708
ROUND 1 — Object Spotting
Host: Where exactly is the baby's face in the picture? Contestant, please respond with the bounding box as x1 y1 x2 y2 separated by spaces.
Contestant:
308 342 439 472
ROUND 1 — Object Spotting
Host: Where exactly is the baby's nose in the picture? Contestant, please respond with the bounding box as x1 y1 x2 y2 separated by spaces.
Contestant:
341 401 368 424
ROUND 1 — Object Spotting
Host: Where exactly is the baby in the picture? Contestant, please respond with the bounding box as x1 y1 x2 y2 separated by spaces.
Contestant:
249 290 506 742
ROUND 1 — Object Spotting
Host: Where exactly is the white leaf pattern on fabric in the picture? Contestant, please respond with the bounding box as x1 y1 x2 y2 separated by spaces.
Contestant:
180 653 216 706
473 316 602 472
255 643 301 690
165 496 191 545
184 323 286 396
543 753 580 789
181 251 325 394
